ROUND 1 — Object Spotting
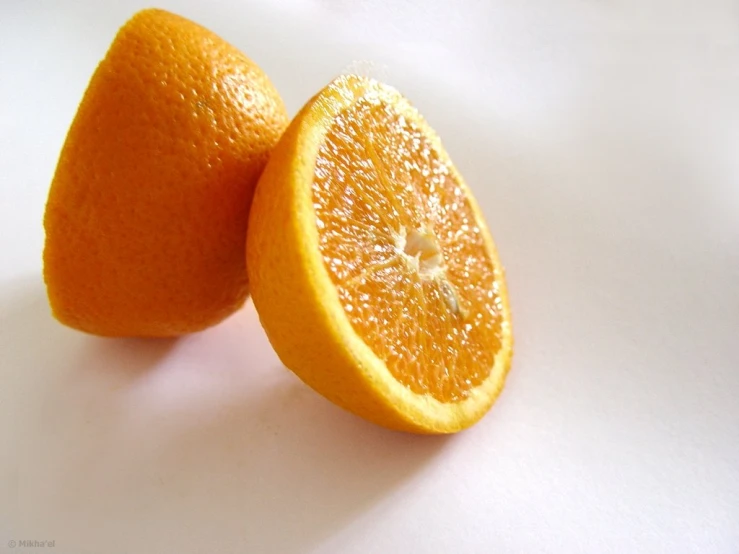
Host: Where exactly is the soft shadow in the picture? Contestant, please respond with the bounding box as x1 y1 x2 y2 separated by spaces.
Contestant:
2 276 448 554
0 275 176 381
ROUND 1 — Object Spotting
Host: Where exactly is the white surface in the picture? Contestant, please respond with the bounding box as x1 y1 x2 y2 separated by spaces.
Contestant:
1 0 738 552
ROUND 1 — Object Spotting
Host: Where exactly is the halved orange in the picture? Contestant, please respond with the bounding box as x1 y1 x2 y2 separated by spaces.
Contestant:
247 75 513 433
44 9 287 337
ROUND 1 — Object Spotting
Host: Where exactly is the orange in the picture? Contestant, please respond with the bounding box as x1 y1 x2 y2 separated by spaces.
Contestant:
247 75 513 433
43 8 288 337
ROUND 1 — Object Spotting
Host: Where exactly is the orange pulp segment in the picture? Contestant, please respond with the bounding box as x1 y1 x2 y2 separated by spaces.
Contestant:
313 97 504 403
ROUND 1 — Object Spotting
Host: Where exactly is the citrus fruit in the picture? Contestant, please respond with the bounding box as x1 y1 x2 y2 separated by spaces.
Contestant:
43 8 288 337
247 75 513 433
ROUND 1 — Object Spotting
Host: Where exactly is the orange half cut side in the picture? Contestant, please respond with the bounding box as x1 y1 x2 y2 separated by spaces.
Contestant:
247 75 513 433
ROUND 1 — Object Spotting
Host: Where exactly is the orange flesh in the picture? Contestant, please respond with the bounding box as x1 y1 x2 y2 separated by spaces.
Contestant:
312 97 504 402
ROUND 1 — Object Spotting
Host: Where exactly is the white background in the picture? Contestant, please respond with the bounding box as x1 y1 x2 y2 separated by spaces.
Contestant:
1 0 738 552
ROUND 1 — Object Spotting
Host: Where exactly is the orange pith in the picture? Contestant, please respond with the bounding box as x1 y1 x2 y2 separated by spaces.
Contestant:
313 99 504 402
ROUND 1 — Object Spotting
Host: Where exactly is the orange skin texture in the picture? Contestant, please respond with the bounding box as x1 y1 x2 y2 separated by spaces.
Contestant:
43 9 288 337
